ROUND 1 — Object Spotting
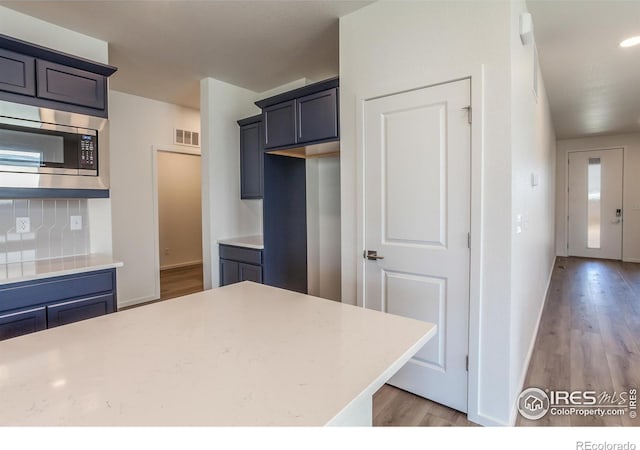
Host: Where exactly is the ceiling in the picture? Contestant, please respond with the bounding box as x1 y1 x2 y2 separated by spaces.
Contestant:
528 0 640 139
0 0 371 110
3 1 639 139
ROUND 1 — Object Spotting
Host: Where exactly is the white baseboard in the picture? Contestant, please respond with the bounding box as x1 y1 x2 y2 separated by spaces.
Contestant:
117 294 159 309
509 255 556 426
160 260 203 271
623 257 640 263
473 412 510 427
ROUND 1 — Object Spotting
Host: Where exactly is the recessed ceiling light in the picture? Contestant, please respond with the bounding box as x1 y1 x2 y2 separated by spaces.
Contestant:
620 36 640 47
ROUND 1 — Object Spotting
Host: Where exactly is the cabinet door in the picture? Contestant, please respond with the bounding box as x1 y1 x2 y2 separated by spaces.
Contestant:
220 259 240 286
263 100 296 149
0 306 46 341
36 60 106 110
297 88 338 144
0 49 35 96
47 294 114 328
239 263 263 284
240 121 263 199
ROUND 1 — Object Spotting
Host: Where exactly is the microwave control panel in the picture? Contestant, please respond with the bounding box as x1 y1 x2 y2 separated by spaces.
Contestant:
79 135 97 170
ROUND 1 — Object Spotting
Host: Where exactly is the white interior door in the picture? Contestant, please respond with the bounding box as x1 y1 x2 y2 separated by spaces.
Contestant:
362 79 470 413
568 148 623 260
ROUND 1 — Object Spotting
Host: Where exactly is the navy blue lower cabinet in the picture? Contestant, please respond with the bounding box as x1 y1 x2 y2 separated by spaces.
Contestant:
0 306 46 341
47 294 115 328
220 259 240 286
239 263 263 284
0 268 117 341
219 244 263 287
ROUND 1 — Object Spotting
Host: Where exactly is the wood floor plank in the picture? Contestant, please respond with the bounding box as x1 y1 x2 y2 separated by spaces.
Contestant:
605 353 640 427
160 264 204 300
373 387 430 426
569 328 620 426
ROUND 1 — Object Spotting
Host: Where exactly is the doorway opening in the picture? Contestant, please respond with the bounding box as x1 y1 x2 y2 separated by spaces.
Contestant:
157 150 203 300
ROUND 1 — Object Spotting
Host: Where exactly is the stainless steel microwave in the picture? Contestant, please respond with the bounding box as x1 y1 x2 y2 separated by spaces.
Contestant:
0 100 109 190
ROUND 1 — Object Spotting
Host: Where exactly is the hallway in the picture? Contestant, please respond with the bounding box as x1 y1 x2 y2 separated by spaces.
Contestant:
373 257 640 426
518 257 640 426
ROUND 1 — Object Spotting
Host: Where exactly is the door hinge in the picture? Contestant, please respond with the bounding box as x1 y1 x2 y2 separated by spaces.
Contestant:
465 355 469 371
463 106 472 124
467 232 471 249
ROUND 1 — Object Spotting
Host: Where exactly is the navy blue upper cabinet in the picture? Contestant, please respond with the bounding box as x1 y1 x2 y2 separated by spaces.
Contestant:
238 115 263 199
297 88 338 144
256 77 339 151
264 100 297 149
0 34 117 118
0 48 35 96
36 60 106 110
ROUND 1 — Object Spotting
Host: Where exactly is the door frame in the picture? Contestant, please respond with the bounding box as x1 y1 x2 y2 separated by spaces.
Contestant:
563 146 626 260
355 75 483 423
151 144 202 300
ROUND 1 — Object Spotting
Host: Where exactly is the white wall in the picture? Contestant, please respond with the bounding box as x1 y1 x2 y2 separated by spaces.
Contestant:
200 79 262 289
340 1 555 426
109 91 200 306
306 157 341 301
158 151 202 269
508 0 557 424
556 133 640 262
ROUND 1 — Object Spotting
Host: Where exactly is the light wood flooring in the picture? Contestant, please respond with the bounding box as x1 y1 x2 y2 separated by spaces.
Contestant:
373 257 640 427
160 263 204 301
518 257 640 426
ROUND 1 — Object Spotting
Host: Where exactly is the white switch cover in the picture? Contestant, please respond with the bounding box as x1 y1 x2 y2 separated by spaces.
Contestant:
531 172 540 187
515 214 523 234
16 217 30 233
70 215 83 231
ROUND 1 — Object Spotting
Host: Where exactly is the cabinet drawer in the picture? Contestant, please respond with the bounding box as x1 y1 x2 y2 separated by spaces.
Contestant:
36 60 106 110
0 270 114 312
47 293 114 328
0 48 35 96
0 306 46 341
219 245 262 265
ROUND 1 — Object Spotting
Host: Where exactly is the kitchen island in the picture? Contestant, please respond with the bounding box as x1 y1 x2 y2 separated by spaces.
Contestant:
0 282 435 426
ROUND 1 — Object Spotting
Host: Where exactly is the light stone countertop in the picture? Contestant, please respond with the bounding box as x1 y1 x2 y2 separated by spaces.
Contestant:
217 235 264 250
0 282 436 426
0 254 123 286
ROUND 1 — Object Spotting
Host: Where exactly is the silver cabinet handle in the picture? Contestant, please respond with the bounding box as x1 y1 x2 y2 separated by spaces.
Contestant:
364 250 384 261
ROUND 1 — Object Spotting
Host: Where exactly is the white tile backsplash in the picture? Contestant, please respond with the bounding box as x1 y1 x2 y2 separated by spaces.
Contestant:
0 199 90 263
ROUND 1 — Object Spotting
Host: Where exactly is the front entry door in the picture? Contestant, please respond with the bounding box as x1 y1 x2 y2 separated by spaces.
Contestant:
362 79 471 412
568 148 623 260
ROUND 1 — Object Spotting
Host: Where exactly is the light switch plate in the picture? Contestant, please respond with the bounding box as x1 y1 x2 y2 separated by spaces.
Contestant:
16 217 30 233
70 215 82 231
